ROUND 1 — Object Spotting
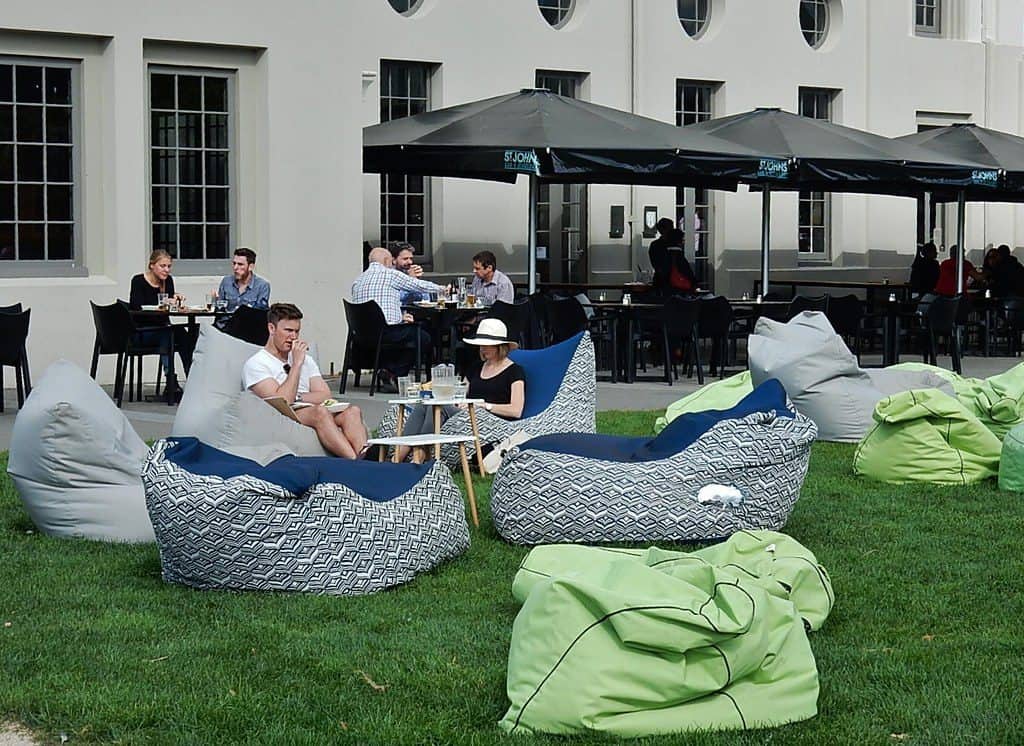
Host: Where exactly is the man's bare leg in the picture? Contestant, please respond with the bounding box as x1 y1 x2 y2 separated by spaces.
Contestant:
295 406 358 459
335 406 368 455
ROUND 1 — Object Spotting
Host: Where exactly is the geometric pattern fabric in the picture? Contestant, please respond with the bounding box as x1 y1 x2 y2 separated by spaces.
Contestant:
491 410 817 544
141 440 469 595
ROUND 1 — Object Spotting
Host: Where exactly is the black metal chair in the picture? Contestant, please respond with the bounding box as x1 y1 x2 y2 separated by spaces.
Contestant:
787 294 830 320
221 305 270 346
826 294 872 360
90 301 167 407
0 306 32 411
527 292 553 347
340 299 424 396
546 297 590 345
920 294 963 374
697 295 738 379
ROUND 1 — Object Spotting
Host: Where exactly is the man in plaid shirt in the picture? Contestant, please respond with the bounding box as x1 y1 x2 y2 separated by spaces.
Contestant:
351 247 445 387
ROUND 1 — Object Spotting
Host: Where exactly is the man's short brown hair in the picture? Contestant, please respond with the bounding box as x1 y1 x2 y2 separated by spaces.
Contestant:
472 250 497 269
267 302 302 325
234 247 257 264
388 240 415 258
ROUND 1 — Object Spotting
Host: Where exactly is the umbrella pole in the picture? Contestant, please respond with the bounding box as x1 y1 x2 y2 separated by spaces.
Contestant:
955 189 966 293
528 174 538 295
760 187 771 297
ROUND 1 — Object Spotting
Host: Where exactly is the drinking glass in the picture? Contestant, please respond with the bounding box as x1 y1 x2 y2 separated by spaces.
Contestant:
204 292 214 310
465 293 476 307
453 382 468 400
215 298 229 312
157 292 169 309
397 375 411 399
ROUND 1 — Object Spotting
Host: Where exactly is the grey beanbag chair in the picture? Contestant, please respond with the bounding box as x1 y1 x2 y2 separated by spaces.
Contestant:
7 360 154 542
172 325 328 457
748 312 952 442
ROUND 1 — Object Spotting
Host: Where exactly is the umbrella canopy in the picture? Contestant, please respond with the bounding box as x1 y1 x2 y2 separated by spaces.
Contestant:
683 108 1002 196
364 88 768 188
897 123 1024 202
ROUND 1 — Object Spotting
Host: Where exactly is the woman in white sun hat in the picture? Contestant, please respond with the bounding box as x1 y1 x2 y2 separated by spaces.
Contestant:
395 318 525 462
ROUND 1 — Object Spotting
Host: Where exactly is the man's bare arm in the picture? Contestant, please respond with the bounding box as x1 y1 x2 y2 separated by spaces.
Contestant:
300 376 332 404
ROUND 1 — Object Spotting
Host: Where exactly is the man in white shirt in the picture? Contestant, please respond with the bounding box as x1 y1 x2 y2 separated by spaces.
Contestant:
243 303 368 459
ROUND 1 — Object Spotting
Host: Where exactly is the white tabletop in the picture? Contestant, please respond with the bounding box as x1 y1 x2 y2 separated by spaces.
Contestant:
368 433 476 447
388 397 485 406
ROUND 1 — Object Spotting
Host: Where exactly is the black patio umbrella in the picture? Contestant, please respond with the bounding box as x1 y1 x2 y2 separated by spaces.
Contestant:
682 108 1003 294
897 123 1024 289
365 89 774 292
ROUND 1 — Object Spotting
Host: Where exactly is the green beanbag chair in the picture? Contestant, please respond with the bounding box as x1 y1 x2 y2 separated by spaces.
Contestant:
654 371 753 433
853 388 1002 485
892 362 1024 440
998 424 1024 491
500 531 833 737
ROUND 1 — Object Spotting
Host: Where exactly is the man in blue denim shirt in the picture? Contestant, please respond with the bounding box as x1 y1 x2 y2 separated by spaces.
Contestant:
215 248 271 328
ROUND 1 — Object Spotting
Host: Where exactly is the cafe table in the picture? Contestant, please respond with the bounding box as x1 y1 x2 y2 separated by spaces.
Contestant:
588 301 664 383
389 395 487 475
131 306 230 404
402 301 489 375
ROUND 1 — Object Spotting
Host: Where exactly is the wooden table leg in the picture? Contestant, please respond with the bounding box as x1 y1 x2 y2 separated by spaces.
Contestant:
458 442 479 528
396 404 406 436
466 404 485 476
433 406 442 460
412 446 426 465
379 445 387 463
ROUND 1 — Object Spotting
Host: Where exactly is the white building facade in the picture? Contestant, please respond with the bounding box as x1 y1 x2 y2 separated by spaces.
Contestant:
3 0 1024 381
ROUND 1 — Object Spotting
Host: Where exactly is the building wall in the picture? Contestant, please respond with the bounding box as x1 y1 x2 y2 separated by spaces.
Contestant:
3 0 1024 384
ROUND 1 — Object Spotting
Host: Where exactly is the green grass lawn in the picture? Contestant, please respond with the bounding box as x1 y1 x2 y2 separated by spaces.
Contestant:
2 410 1023 744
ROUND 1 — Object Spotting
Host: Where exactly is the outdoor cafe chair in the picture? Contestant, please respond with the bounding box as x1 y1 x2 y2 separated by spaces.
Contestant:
220 304 270 346
488 299 532 349
634 296 703 386
340 299 424 396
89 301 168 407
920 294 963 374
990 296 1024 356
696 295 739 379
0 305 32 411
787 294 830 320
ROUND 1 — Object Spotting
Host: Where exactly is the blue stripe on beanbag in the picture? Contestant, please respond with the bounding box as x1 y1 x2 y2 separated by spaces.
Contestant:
164 438 433 501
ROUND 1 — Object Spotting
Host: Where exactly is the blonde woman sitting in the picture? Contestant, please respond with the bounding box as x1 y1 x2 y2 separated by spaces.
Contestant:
396 318 525 463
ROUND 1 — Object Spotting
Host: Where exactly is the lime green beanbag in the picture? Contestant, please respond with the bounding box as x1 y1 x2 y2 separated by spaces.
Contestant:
500 531 834 737
654 371 754 433
892 362 1024 439
853 389 1002 485
998 424 1024 491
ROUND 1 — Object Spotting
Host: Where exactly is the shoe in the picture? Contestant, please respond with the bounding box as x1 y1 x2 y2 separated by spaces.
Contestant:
482 430 531 474
360 443 383 461
375 372 399 394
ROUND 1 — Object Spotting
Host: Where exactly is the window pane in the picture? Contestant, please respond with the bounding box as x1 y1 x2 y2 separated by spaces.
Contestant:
0 66 11 103
405 226 423 253
388 194 406 224
18 223 44 259
178 150 202 185
47 184 72 221
204 77 228 112
0 104 11 141
407 174 424 193
0 223 13 259
179 224 204 259
206 224 229 258
17 144 43 181
15 66 42 103
407 194 424 223
16 105 43 142
205 188 228 221
177 75 202 110
152 149 176 185
205 114 228 149
45 107 72 144
178 113 201 148
45 68 71 105
152 187 176 221
17 184 43 220
47 145 72 182
47 223 72 259
153 223 176 253
152 112 176 147
0 144 12 180
389 65 408 98
179 187 203 221
151 73 176 109
204 152 228 186
0 184 11 219
389 99 408 120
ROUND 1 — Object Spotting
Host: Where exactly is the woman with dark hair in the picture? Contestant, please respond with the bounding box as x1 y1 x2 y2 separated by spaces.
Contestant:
649 218 697 294
909 242 940 295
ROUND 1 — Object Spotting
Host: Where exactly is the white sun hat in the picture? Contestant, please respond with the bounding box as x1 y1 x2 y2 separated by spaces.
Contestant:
463 318 518 349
